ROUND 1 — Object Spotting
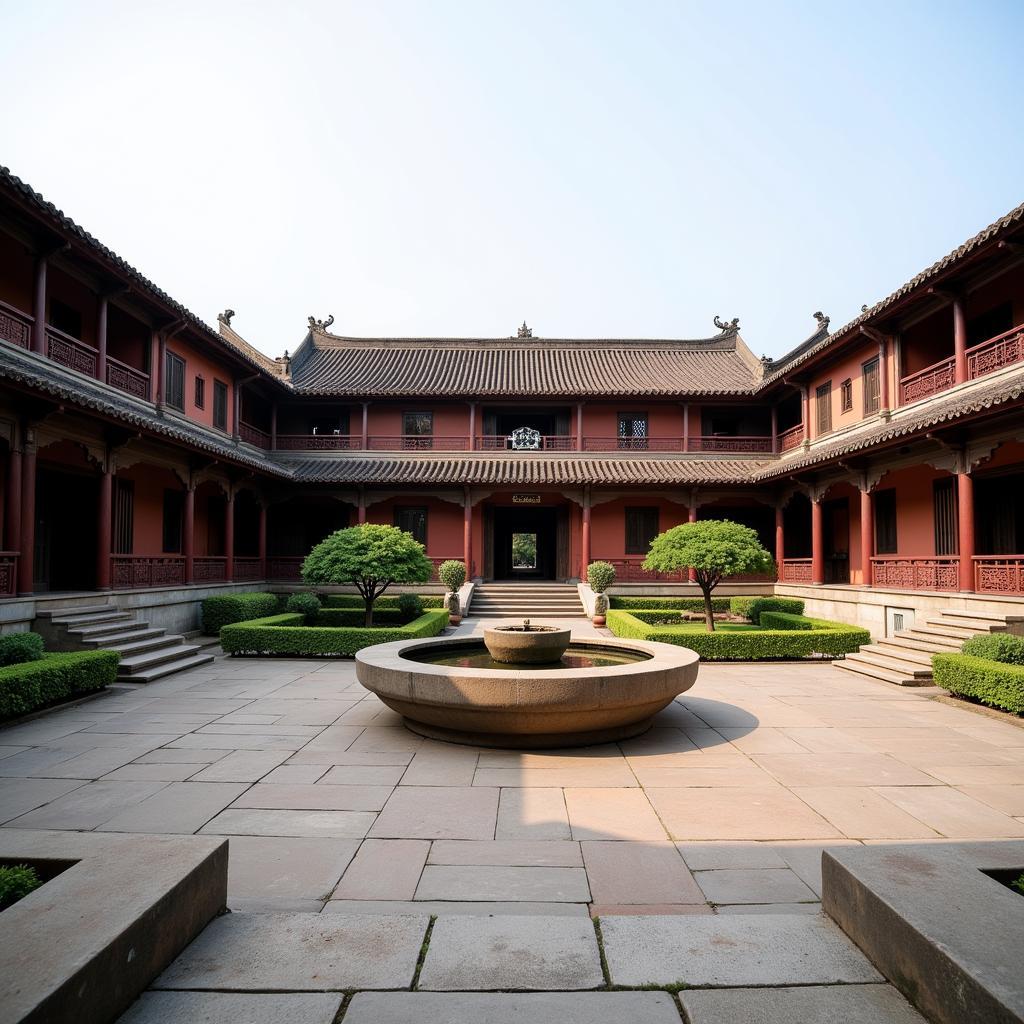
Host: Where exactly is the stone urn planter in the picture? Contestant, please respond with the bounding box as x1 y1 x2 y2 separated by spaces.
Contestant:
445 592 462 626
484 621 572 664
592 592 609 627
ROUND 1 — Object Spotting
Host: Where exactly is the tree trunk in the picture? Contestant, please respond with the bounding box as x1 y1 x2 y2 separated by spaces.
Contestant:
701 584 715 631
364 597 374 627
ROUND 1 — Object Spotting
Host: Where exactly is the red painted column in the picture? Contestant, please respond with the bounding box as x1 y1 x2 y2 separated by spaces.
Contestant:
232 380 241 442
801 386 810 443
468 402 476 451
96 296 108 385
258 501 267 578
953 298 968 385
878 339 889 411
149 331 161 403
5 447 21 554
463 493 472 577
32 256 47 355
357 488 366 524
183 486 195 584
576 403 583 452
687 503 697 583
96 464 112 590
18 445 36 595
581 497 591 578
860 488 873 587
811 498 824 584
270 403 278 450
774 504 784 577
361 403 369 449
770 405 779 454
682 402 690 452
224 492 235 583
156 333 167 410
958 471 975 592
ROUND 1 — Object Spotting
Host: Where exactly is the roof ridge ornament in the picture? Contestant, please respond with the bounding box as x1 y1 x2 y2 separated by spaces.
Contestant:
308 314 335 333
217 308 235 326
516 321 533 339
812 310 830 332
713 315 740 335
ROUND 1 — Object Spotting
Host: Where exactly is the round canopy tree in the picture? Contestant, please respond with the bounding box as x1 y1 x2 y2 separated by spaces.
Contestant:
301 524 433 626
643 520 774 631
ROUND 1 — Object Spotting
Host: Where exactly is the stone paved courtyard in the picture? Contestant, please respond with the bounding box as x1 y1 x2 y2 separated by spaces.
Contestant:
2 620 1024 1021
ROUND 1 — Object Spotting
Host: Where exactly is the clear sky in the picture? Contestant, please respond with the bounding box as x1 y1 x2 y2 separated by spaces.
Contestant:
2 0 1022 359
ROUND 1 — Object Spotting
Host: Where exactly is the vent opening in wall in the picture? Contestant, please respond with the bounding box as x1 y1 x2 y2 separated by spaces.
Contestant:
886 607 915 637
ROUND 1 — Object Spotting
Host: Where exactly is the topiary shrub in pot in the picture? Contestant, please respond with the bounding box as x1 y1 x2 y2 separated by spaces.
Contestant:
587 561 616 625
438 559 467 624
285 591 321 624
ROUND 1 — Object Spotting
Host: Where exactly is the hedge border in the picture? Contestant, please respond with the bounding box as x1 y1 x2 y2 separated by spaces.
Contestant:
220 609 449 657
730 596 805 624
322 595 445 610
0 650 120 721
607 610 869 661
202 592 279 635
932 652 1024 715
609 597 731 612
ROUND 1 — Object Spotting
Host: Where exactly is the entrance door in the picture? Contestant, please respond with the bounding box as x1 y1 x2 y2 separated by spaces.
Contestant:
492 507 558 580
824 498 850 584
34 467 99 592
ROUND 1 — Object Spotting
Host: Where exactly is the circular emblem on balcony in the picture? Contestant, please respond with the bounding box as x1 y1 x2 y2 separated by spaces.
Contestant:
510 427 541 450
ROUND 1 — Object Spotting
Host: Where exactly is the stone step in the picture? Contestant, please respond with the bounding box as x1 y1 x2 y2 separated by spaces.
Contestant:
34 604 119 621
119 651 216 684
69 617 148 639
879 634 959 655
902 623 978 642
471 602 584 610
844 650 933 679
861 643 935 667
103 634 189 657
926 613 1008 632
832 658 928 687
116 643 204 676
79 626 168 647
49 610 130 628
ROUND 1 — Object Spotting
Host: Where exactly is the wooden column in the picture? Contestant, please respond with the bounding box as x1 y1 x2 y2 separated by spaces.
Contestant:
183 486 195 584
232 380 241 442
801 386 810 443
149 330 161 403
156 333 167 410
958 471 975 592
224 491 234 583
576 403 584 452
32 256 47 354
811 498 824 585
96 462 113 590
953 297 968 385
468 402 476 451
878 338 889 411
18 444 36 595
687 502 697 583
357 487 366 524
581 488 591 578
463 488 472 577
860 487 873 587
5 447 22 555
774 504 785 576
770 405 779 454
682 402 690 452
258 501 267 578
96 296 109 384
893 335 903 408
270 403 278 451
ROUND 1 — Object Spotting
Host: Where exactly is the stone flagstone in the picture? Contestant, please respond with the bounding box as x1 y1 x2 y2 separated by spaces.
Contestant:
118 991 345 1024
679 985 927 1023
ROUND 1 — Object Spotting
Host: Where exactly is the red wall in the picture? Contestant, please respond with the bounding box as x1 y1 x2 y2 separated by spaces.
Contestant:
874 463 950 557
590 497 687 560
366 496 464 559
807 337 889 438
166 338 236 433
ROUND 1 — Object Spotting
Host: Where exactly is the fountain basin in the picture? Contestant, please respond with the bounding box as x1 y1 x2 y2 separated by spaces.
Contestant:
483 624 571 664
355 636 699 748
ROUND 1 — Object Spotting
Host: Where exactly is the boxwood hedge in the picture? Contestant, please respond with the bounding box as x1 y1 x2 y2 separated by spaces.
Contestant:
730 597 805 624
607 610 869 660
0 632 45 666
959 633 1024 665
932 652 1024 714
220 609 449 657
0 650 120 720
202 592 280 635
609 596 730 612
316 608 406 627
322 594 444 609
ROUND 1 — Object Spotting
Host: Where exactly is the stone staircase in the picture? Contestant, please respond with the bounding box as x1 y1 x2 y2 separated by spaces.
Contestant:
469 583 586 619
34 602 215 683
834 608 1024 687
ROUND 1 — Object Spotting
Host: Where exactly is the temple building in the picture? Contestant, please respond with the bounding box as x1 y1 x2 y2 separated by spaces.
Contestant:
2 163 1024 645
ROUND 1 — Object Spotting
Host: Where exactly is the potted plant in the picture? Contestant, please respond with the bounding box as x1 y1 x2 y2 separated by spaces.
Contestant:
586 561 616 625
438 559 467 625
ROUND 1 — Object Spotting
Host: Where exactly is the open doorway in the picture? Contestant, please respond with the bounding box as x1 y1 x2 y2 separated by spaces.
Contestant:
493 507 557 579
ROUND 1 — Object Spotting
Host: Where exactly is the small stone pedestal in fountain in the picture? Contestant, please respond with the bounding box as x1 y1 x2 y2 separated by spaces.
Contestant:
483 620 571 664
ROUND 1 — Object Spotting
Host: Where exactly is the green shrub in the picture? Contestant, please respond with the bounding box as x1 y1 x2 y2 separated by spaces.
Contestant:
0 632 44 666
587 561 616 593
438 560 466 592
609 596 730 612
960 633 1024 665
0 650 120 720
932 653 1024 715
730 596 805 624
758 611 814 631
316 609 405 627
397 594 424 621
0 864 42 911
202 592 278 635
607 610 869 660
286 592 322 624
220 609 449 658
322 594 444 609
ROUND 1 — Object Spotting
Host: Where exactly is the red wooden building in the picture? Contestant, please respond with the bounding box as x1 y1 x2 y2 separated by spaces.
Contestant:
1 165 1023 637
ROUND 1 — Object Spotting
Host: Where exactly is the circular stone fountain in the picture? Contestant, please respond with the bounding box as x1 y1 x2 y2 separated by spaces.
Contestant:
355 631 699 749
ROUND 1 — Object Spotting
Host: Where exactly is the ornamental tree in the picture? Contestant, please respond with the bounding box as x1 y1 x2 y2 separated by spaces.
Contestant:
643 520 774 631
301 524 433 626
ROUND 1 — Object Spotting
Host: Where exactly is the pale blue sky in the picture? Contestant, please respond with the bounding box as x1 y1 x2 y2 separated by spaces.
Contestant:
1 0 1021 358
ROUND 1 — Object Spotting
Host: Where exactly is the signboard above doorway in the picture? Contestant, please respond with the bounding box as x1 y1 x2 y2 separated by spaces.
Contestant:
512 494 542 504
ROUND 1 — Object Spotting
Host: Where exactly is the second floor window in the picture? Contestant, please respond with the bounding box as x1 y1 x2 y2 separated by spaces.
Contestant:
194 376 205 409
815 381 832 435
395 506 428 545
618 413 648 450
213 380 228 431
403 412 433 449
862 358 881 415
165 352 185 411
625 506 659 555
840 379 853 412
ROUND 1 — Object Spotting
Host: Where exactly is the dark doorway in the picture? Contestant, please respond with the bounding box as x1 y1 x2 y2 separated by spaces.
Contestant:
823 498 850 583
34 467 98 592
493 507 558 580
267 498 350 557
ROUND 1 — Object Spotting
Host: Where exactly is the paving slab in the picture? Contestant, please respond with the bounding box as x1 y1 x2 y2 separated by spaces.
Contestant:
429 840 582 866
118 991 344 1024
230 782 393 811
601 913 882 986
154 912 429 990
98 782 248 834
563 788 667 840
582 840 704 904
319 763 407 785
227 836 360 904
369 786 499 839
200 808 376 838
693 868 817 905
496 787 571 839
872 786 1024 837
4 780 168 830
416 864 591 902
676 841 788 870
345 991 681 1023
0 777 86 823
187 749 291 782
332 839 430 900
324 899 590 916
715 901 821 915
752 752 941 787
591 903 714 916
101 762 208 782
679 984 927 1023
793 786 940 839
419 914 603 990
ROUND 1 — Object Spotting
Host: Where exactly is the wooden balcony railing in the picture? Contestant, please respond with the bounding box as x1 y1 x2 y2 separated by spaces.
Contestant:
606 558 686 583
583 437 685 451
367 435 472 451
871 555 958 591
110 555 186 589
194 557 227 583
276 434 361 451
47 326 98 377
238 422 272 449
477 435 576 451
106 356 149 400
0 552 18 597
266 556 304 580
900 356 956 405
780 558 813 582
0 299 32 350
778 424 804 453
973 555 1024 594
967 324 1024 381
233 557 265 581
689 435 774 453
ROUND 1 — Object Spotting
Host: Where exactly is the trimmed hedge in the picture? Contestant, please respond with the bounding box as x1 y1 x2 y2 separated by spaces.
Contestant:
202 593 279 635
730 596 805 624
0 632 45 666
607 610 869 661
0 650 120 720
933 653 1024 715
321 594 444 610
610 597 731 612
960 633 1024 666
316 608 406 627
759 611 814 631
220 609 449 657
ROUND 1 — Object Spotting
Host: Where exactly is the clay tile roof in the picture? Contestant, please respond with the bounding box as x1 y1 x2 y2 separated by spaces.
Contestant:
288 331 766 398
283 455 768 486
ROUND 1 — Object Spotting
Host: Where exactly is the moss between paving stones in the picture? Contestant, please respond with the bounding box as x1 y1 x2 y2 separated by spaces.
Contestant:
220 609 449 657
932 652 1024 715
0 650 120 720
607 609 869 660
